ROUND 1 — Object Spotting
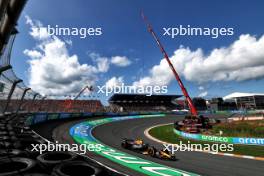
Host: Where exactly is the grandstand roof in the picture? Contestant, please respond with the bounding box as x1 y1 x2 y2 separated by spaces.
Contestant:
108 94 182 103
223 92 264 100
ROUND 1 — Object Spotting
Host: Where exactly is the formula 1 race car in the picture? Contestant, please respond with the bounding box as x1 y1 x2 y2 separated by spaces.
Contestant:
143 146 177 161
121 138 149 152
121 139 176 161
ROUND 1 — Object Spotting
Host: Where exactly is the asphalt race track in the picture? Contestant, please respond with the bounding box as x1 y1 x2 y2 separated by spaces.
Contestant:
92 115 264 176
37 115 264 176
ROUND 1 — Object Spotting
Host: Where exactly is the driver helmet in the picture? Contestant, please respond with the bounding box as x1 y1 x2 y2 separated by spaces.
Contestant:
135 139 143 145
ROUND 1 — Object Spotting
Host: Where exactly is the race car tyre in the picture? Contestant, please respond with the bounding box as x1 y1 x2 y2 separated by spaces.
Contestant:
0 131 8 135
13 138 44 150
0 149 26 158
15 133 38 139
0 127 6 131
23 173 50 176
170 155 177 161
0 157 36 176
37 151 77 170
121 142 128 149
7 131 15 136
52 161 103 176
147 146 156 157
6 125 13 131
0 136 10 141
0 141 12 149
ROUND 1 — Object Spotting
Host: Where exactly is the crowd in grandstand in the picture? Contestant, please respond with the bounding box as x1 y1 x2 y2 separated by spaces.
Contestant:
0 99 104 113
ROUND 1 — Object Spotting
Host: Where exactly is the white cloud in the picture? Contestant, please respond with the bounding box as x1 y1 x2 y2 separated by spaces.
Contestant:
198 86 204 91
111 56 132 67
88 52 110 73
105 76 124 88
24 16 108 96
133 34 264 87
88 53 131 72
132 58 172 87
25 15 49 40
95 57 109 73
198 91 208 97
23 49 42 59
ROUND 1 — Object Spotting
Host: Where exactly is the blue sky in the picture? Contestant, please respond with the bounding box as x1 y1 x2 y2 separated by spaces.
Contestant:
10 0 264 102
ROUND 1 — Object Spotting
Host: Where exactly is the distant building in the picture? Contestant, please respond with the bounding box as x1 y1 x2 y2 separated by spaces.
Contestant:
209 97 237 111
108 94 182 112
192 97 207 111
223 92 264 110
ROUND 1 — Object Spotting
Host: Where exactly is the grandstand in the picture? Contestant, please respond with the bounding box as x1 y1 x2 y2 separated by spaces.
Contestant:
108 94 182 112
0 99 104 113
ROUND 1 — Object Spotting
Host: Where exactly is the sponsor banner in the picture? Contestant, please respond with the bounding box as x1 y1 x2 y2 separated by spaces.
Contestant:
33 113 47 124
59 113 71 119
47 113 60 120
233 137 264 145
200 135 232 143
71 113 82 118
83 112 93 117
25 115 34 125
70 114 198 176
174 129 264 146
180 130 200 140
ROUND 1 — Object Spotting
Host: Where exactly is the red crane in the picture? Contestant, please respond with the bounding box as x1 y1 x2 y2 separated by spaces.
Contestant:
63 85 94 112
141 12 198 116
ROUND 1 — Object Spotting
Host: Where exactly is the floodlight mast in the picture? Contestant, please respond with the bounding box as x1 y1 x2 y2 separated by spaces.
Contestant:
141 11 198 116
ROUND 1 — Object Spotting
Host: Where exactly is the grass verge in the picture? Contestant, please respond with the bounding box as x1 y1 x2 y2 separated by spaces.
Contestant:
210 120 264 137
149 124 264 157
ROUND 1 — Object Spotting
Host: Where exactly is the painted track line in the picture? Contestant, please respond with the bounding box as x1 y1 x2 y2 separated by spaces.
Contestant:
144 123 264 161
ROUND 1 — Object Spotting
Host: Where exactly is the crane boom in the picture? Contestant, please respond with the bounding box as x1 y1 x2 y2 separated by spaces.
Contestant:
141 12 198 116
74 85 93 100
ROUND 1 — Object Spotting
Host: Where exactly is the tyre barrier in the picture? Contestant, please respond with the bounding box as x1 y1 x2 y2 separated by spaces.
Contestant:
0 157 36 176
0 131 8 135
0 135 10 141
52 161 104 176
13 138 45 150
0 115 47 175
0 149 26 158
15 133 39 139
0 141 12 149
37 151 77 171
0 126 6 130
23 173 50 176
0 114 124 176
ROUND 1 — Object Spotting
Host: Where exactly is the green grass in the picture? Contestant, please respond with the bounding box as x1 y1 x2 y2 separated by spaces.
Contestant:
149 124 264 157
211 120 264 138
